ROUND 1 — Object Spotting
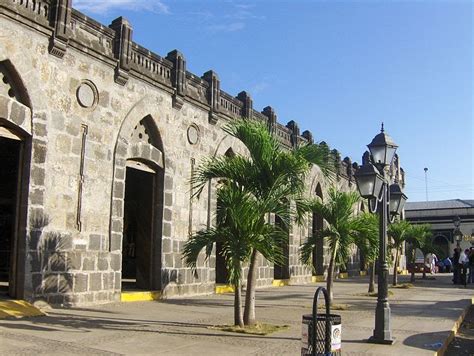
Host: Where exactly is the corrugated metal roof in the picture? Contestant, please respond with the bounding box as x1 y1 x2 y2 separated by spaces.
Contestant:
405 199 474 211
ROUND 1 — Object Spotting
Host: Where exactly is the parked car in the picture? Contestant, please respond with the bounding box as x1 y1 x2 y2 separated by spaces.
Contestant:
407 249 429 274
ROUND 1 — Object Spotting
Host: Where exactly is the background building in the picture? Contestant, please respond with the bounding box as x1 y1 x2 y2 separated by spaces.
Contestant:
405 199 474 259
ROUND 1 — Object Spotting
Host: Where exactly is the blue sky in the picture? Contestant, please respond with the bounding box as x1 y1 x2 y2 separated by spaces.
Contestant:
75 0 473 202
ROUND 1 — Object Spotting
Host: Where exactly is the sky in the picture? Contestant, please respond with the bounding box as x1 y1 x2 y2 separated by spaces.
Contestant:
75 0 473 202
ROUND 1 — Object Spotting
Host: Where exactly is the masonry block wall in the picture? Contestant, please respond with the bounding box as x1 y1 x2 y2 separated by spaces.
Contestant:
0 1 403 306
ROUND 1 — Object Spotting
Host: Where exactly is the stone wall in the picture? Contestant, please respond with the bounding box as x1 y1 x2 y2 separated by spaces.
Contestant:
0 0 401 306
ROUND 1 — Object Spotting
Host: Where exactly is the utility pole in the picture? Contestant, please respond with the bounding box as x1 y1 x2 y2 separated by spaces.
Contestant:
424 168 428 201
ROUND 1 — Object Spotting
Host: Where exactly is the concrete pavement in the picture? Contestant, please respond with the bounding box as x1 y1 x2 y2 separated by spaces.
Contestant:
0 274 472 355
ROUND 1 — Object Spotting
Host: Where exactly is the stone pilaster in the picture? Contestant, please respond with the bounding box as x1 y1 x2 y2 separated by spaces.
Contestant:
167 50 187 110
237 91 253 119
48 0 72 58
202 70 220 124
262 106 277 132
109 17 133 85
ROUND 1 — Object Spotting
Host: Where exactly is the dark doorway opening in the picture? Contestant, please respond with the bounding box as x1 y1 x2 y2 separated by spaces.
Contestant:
122 166 155 290
433 235 449 259
274 215 290 280
215 241 228 284
0 136 22 296
312 212 324 275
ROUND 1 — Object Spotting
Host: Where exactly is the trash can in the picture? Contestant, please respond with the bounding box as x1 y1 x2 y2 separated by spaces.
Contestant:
301 313 342 356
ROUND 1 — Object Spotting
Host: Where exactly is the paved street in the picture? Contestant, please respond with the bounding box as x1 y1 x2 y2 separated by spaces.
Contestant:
0 274 472 355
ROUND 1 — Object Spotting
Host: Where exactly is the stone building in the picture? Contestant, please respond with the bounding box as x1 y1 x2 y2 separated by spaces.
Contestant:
405 199 474 258
0 0 404 306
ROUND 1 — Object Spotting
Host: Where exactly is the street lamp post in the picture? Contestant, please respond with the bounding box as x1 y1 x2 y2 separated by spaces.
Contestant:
354 124 407 345
453 216 462 247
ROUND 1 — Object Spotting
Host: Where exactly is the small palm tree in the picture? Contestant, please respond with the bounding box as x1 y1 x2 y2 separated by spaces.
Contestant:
405 224 432 283
301 188 362 303
191 120 333 325
353 212 379 293
183 182 287 326
388 220 411 286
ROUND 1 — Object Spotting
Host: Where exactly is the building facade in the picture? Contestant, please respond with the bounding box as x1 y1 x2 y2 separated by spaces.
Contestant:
0 0 404 306
405 199 474 259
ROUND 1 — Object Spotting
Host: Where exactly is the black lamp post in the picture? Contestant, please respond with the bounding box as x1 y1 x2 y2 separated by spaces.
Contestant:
453 216 462 247
354 124 407 345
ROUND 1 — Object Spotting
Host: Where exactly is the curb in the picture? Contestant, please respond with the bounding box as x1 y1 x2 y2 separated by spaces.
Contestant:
121 291 161 302
434 297 473 356
0 299 45 319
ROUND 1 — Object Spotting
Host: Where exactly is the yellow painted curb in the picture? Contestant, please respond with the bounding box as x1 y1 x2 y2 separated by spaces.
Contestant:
0 300 45 319
215 284 234 294
338 272 349 279
312 275 325 283
434 297 474 356
360 271 367 277
121 291 161 302
272 279 290 287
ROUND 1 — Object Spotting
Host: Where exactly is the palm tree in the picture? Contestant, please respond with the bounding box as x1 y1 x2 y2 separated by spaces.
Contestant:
301 188 362 303
182 182 287 326
388 220 411 286
191 119 333 325
405 224 432 283
353 212 379 293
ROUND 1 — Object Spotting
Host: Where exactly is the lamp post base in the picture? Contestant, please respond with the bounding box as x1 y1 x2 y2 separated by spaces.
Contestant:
367 336 396 345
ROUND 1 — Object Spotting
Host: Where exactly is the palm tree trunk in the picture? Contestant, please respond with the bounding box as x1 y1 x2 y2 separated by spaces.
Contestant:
327 240 339 304
244 249 258 325
234 280 244 327
410 249 416 283
392 249 399 286
368 261 376 293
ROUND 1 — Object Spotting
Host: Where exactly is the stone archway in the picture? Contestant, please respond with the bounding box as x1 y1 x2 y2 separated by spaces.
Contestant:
215 148 235 285
312 183 325 276
109 105 166 292
433 234 449 259
0 60 33 299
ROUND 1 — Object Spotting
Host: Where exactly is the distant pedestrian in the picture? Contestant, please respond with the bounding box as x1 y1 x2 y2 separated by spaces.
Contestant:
429 253 438 274
443 257 453 273
459 249 469 287
453 248 461 284
469 247 474 284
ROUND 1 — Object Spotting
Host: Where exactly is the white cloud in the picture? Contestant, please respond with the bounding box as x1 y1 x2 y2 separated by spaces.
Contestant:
251 81 269 94
208 22 245 33
74 0 170 14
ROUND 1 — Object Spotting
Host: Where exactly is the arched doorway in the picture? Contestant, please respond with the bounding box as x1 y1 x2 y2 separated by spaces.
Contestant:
0 60 32 299
120 116 164 291
274 203 290 280
433 234 449 259
312 184 324 275
215 148 234 284
0 130 23 295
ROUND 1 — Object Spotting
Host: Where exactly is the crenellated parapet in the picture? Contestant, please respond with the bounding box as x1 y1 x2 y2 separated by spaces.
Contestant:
0 0 404 185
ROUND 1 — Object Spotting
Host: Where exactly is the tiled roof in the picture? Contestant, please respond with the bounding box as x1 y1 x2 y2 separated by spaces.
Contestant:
405 199 474 211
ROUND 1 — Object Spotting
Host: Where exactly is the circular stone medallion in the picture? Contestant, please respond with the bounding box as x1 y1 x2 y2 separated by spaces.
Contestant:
187 124 200 145
77 81 98 108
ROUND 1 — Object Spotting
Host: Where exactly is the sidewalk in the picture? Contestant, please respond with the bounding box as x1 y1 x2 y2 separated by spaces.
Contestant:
0 274 472 355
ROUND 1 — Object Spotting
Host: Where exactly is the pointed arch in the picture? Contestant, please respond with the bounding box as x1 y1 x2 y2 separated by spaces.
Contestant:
0 60 33 299
109 96 169 292
0 60 32 136
312 183 325 276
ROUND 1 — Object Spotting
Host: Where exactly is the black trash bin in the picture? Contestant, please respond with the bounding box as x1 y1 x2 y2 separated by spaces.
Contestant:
301 313 342 356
